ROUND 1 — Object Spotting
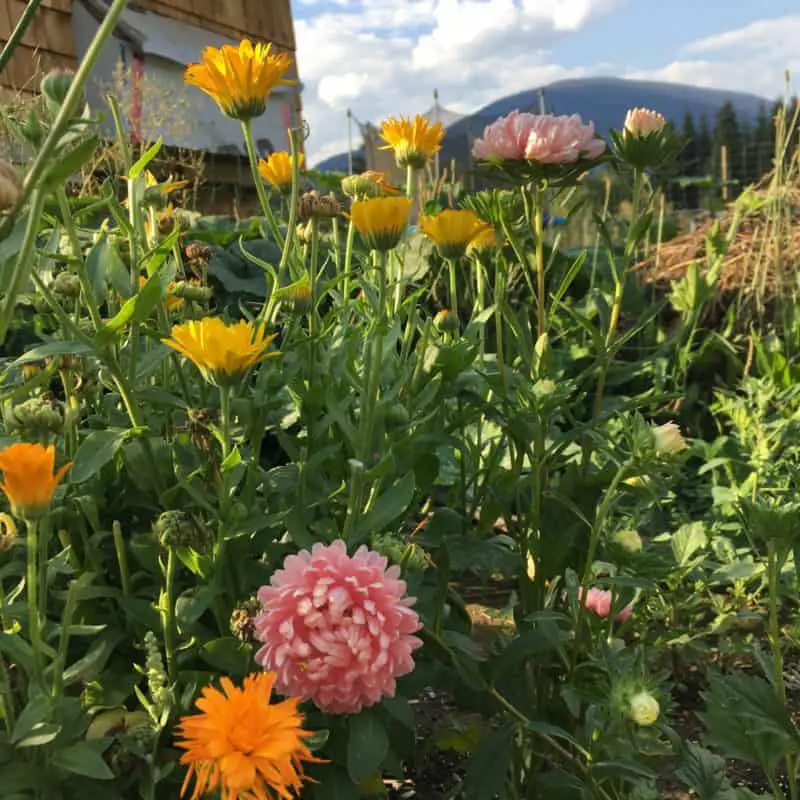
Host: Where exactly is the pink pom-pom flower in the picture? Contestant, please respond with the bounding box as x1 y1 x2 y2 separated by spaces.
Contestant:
254 540 423 715
579 587 633 622
523 113 606 164
472 110 606 165
472 110 543 160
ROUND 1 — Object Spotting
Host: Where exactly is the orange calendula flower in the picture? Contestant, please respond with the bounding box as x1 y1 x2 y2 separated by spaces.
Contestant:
0 443 72 520
175 672 321 800
349 196 412 253
258 151 304 191
163 317 279 386
379 114 444 169
419 209 492 260
184 39 294 121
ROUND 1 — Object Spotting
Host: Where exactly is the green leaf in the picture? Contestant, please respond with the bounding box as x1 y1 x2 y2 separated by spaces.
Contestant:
354 472 415 543
13 341 94 365
671 522 708 567
69 430 129 484
199 637 251 677
128 137 163 180
12 693 53 744
100 271 163 337
52 741 114 780
347 708 389 784
464 723 516 800
62 633 121 686
43 135 100 186
310 767 359 800
15 723 62 747
84 234 112 302
0 213 30 295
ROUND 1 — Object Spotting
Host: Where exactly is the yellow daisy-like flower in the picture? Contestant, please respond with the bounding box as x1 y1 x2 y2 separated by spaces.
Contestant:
139 275 184 312
419 209 492 260
176 672 321 800
0 443 72 520
379 114 445 169
184 39 294 121
467 224 499 255
349 196 412 253
258 151 304 191
162 317 279 386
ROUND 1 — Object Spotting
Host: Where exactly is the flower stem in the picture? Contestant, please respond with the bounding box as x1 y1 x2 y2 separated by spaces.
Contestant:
448 258 459 318
51 575 80 702
25 518 45 689
0 0 42 74
532 186 546 341
0 188 46 345
112 520 131 597
161 548 177 682
342 219 356 302
767 541 785 702
241 120 285 253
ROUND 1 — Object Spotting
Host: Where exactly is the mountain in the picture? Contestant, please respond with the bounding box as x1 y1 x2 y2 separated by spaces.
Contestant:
313 76 770 172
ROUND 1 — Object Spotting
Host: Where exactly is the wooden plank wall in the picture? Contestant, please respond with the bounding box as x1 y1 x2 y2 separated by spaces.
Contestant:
129 0 296 50
0 0 77 94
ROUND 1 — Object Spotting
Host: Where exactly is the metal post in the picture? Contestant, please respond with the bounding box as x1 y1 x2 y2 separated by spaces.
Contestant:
347 108 353 176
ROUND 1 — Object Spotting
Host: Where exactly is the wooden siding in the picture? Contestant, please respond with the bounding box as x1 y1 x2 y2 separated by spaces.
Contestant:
127 0 296 50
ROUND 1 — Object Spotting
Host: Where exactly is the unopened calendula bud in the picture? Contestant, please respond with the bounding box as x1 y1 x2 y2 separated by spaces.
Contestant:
170 281 213 302
614 529 643 553
295 220 314 245
52 271 82 298
434 308 459 333
628 691 659 726
297 190 341 222
284 279 313 313
22 362 44 381
652 421 687 455
41 69 75 114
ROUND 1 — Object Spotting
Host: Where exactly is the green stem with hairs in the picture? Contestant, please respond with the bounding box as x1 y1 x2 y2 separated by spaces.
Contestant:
25 518 45 690
447 258 459 318
241 121 284 253
0 188 46 344
0 0 43 74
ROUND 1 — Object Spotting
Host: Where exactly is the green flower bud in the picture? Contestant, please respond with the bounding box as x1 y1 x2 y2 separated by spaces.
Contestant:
52 271 82 298
154 510 210 551
41 69 75 117
434 308 459 333
614 528 643 554
143 631 169 711
3 395 65 438
628 691 660 726
170 280 213 303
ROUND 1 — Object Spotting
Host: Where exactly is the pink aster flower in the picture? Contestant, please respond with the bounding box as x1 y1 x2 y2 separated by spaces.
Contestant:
523 113 606 164
472 110 543 160
254 540 423 715
579 587 633 622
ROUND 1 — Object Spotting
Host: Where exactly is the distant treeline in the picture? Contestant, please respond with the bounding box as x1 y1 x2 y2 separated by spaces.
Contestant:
663 97 800 207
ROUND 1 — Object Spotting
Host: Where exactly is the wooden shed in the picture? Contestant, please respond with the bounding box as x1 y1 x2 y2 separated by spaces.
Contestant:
0 0 303 212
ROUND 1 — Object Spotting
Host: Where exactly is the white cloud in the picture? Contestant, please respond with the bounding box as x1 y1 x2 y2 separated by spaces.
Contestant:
630 15 800 100
297 4 799 166
296 0 620 163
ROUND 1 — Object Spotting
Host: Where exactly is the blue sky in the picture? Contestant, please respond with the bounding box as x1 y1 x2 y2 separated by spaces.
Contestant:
293 0 800 164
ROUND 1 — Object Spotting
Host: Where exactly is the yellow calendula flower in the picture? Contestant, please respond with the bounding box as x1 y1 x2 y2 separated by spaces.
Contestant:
379 114 444 169
349 196 412 253
184 39 294 121
467 224 498 255
175 672 322 800
163 317 279 386
419 209 491 260
258 151 304 191
0 443 72 520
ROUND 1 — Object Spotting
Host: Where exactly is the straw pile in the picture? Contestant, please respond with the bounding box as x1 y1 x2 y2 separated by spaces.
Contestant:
634 175 800 302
